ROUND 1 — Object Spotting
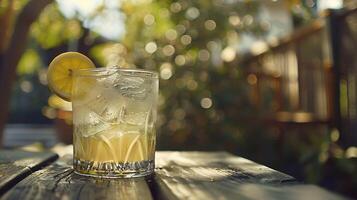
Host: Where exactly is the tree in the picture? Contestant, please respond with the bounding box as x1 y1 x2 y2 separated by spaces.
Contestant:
0 0 53 145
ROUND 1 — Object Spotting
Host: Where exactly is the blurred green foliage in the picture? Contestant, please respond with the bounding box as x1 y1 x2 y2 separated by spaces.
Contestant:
118 0 264 151
17 49 41 75
31 4 82 49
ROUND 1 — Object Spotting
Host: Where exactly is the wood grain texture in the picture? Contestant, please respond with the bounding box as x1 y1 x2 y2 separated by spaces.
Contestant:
2 155 153 200
153 151 347 200
0 150 58 195
0 151 348 200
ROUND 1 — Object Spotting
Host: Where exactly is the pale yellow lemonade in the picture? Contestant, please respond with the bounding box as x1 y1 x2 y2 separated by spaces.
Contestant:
73 126 155 163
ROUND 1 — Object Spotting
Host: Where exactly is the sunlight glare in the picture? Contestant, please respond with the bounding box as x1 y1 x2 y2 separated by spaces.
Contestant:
56 0 125 40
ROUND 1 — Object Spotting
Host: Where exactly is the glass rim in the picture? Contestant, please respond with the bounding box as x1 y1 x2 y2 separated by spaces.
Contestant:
72 66 158 78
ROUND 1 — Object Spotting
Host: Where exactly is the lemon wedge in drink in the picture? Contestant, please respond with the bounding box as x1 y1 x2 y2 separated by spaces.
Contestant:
47 52 95 101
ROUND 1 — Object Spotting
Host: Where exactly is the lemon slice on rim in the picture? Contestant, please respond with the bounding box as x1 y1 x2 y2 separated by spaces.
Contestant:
47 52 95 101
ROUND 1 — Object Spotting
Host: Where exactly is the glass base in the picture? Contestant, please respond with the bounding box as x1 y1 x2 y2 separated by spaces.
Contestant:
73 158 154 178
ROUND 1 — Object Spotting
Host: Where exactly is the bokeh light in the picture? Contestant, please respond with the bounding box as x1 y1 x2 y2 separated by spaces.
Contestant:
198 49 210 61
204 20 217 31
165 29 178 41
144 14 155 25
145 42 157 54
221 47 236 62
200 98 213 109
160 63 173 80
180 35 192 45
162 45 175 56
185 7 200 20
174 55 186 66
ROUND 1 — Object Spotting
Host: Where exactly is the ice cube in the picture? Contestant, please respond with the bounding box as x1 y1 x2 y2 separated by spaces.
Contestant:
74 110 112 137
114 77 149 100
94 124 124 139
123 111 148 126
97 68 121 88
81 86 125 123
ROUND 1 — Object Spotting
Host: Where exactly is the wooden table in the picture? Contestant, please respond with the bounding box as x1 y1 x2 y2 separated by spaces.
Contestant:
0 150 348 200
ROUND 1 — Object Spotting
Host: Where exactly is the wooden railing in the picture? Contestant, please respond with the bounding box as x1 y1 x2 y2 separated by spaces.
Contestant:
241 8 357 145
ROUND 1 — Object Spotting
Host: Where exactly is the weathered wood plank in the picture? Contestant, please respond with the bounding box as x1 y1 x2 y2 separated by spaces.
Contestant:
0 150 58 195
2 155 153 200
155 151 295 184
153 151 347 200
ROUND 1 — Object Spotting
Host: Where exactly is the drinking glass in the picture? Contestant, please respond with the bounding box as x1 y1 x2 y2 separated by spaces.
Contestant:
71 67 158 178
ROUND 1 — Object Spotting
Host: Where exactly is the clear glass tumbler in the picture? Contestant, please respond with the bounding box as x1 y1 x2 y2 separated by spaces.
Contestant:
71 67 158 178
